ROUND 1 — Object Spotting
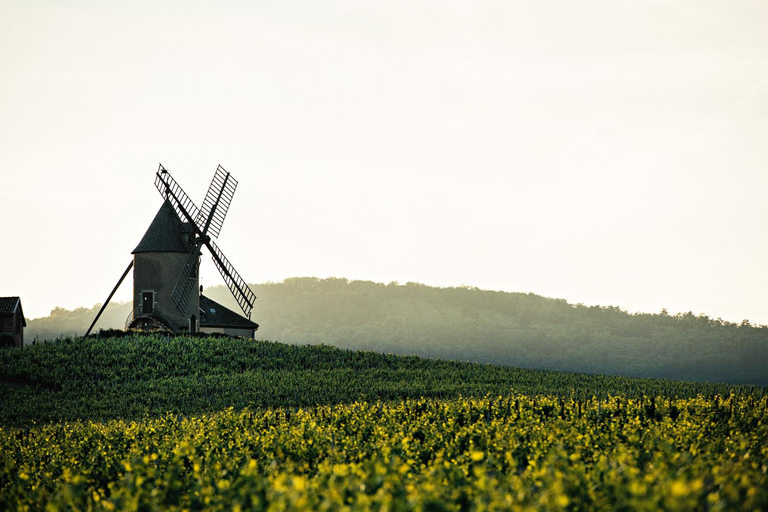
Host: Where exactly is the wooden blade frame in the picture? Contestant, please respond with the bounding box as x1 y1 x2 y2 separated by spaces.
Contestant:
170 243 202 315
155 164 257 319
207 239 257 319
155 164 201 226
196 165 237 239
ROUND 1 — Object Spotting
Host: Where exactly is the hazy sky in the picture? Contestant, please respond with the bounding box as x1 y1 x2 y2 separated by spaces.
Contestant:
2 1 768 324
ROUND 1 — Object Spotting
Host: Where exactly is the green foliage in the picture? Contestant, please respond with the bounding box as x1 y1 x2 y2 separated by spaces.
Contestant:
1 335 766 510
1 394 766 510
212 278 768 385
97 328 128 339
0 334 14 349
0 335 758 427
26 301 132 342
25 278 768 385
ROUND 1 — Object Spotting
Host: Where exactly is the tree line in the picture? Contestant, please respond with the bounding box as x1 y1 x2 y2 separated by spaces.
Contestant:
24 277 768 385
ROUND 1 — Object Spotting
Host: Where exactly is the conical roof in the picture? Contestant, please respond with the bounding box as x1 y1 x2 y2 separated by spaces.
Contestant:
132 200 194 254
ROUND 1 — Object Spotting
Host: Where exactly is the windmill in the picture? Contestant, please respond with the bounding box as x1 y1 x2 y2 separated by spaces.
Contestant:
86 164 258 337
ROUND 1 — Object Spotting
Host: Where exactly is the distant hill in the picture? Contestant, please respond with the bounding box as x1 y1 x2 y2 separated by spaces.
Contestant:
26 277 768 386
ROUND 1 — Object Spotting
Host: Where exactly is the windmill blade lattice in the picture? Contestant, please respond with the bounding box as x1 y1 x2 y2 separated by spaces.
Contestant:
207 239 257 318
196 165 238 238
171 243 202 314
153 164 257 319
155 165 201 226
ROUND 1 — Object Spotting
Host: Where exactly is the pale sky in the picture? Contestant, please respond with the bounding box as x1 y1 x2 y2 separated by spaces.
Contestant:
2 1 768 324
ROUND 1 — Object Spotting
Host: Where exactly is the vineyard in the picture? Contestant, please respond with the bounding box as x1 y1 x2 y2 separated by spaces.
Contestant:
1 335 767 510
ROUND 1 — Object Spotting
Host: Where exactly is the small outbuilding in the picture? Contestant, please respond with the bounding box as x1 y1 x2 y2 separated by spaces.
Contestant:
199 295 259 338
0 297 26 347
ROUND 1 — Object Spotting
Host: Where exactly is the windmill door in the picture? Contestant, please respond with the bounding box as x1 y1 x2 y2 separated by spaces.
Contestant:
142 292 154 314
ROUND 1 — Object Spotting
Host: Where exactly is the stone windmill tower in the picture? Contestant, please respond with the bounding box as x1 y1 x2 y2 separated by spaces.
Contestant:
130 199 199 331
86 164 258 336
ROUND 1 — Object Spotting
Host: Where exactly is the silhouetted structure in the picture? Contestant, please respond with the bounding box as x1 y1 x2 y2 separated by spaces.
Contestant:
86 164 258 338
0 297 26 347
199 295 260 338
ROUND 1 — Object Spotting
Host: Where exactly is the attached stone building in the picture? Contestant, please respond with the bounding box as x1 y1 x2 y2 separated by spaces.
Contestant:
199 295 259 338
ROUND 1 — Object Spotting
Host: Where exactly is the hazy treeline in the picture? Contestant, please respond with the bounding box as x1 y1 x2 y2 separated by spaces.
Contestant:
27 302 132 341
26 277 768 385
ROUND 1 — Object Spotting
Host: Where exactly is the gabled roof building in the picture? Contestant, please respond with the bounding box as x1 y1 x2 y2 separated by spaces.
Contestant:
0 297 26 347
199 294 259 338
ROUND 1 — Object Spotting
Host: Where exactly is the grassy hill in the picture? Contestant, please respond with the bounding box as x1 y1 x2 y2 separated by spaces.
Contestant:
1 335 766 510
26 277 768 385
0 334 754 427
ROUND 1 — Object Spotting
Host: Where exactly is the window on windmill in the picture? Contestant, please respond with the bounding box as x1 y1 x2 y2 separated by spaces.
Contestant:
210 308 216 314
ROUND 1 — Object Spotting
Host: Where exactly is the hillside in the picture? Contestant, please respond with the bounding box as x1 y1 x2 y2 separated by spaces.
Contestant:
0 334 751 427
26 277 768 385
2 335 766 510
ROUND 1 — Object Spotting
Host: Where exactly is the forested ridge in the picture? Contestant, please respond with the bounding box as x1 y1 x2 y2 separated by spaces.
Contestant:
27 277 768 385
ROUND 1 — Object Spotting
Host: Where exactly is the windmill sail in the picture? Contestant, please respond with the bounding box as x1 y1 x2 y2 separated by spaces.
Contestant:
155 165 200 226
196 165 238 238
170 243 201 314
207 239 257 318
154 164 257 320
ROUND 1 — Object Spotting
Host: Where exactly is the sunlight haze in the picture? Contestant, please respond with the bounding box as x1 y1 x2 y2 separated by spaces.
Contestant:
2 1 767 324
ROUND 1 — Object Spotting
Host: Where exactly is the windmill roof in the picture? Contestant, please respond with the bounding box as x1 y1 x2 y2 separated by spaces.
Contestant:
199 295 259 330
132 200 194 254
0 297 26 326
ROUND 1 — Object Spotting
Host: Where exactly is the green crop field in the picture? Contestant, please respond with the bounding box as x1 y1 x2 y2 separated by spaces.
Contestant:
1 335 766 510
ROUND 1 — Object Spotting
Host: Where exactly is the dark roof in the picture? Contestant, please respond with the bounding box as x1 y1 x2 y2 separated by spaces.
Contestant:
132 200 195 254
199 295 259 330
0 297 20 315
0 297 25 326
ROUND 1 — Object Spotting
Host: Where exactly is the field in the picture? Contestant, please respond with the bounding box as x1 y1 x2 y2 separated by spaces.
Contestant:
1 335 767 510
